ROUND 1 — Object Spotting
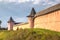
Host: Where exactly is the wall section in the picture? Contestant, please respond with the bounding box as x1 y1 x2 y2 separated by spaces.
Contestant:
34 10 60 31
13 24 30 30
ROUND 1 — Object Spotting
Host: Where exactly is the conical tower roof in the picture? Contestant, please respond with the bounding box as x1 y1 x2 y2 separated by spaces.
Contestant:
8 17 15 23
27 8 36 17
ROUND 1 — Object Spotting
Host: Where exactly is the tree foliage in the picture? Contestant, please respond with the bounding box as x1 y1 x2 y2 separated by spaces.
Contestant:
0 20 2 28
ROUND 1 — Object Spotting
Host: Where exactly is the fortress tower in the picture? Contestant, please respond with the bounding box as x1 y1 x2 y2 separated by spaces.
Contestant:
27 8 36 28
7 17 15 30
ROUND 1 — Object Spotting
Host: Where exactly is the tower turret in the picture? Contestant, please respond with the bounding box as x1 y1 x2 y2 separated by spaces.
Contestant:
27 8 36 28
7 17 15 30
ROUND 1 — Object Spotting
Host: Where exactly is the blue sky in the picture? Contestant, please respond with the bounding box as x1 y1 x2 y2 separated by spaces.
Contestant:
0 0 60 28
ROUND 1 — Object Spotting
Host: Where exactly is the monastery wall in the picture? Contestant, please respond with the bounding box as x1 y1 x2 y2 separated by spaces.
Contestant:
13 23 30 30
34 10 60 31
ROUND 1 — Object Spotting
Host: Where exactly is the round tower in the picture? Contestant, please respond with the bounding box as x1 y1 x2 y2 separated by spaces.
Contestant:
7 17 15 30
27 8 36 28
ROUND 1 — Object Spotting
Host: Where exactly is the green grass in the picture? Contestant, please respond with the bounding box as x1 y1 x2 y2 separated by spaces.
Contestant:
0 28 60 40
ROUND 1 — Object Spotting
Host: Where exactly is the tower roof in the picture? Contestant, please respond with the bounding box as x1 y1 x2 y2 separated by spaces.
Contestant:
8 17 15 23
27 8 36 17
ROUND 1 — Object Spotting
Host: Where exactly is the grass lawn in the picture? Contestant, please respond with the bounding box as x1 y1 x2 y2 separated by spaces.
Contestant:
0 28 60 40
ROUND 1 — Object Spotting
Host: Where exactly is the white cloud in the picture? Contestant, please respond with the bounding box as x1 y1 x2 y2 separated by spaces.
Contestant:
33 0 41 4
8 0 16 2
15 17 27 22
13 16 27 22
18 0 29 3
0 0 32 3
33 0 59 5
0 0 2 1
55 0 60 3
0 0 59 4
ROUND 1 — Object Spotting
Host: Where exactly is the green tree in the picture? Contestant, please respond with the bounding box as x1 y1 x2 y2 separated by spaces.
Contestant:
0 20 2 28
